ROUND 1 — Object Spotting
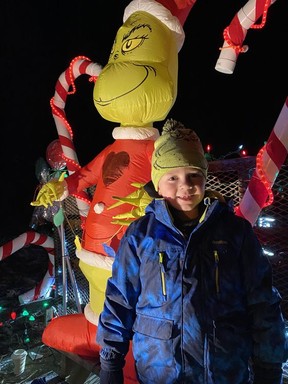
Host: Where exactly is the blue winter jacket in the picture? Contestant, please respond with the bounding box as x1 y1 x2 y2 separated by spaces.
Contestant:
97 195 287 383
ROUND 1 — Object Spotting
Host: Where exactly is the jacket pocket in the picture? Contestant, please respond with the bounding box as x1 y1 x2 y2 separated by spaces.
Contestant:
133 313 173 340
132 314 177 382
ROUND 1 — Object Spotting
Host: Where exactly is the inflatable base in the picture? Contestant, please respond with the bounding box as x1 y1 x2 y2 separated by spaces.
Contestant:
42 313 138 383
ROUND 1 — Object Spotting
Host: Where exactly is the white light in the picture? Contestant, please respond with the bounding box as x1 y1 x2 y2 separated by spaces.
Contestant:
262 248 274 257
257 216 276 228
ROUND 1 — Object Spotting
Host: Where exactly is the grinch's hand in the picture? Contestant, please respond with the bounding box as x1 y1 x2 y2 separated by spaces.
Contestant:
31 172 67 208
108 182 153 226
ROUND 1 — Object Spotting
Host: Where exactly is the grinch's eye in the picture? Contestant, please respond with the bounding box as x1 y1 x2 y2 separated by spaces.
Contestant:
121 35 147 54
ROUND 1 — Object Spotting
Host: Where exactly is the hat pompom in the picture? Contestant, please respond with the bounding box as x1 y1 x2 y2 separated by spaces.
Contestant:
160 118 201 144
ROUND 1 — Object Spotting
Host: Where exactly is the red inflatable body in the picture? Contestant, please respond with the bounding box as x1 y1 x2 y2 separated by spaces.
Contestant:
66 137 155 255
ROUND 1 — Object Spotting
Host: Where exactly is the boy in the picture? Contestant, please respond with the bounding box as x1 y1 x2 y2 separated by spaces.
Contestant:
97 119 287 383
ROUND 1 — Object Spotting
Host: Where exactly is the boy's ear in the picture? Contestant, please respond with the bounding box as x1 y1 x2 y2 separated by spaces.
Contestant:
144 180 161 198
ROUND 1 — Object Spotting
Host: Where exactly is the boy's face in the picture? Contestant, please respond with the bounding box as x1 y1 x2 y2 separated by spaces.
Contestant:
158 167 206 217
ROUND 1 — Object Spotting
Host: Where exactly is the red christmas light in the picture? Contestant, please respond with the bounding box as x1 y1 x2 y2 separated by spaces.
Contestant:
10 311 17 320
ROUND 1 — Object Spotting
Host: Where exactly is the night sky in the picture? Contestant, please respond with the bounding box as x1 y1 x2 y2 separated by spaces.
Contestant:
0 0 287 239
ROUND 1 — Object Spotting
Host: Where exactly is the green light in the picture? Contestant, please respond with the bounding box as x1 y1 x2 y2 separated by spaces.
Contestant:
28 315 35 321
43 301 49 308
22 310 29 317
24 336 30 343
23 329 30 343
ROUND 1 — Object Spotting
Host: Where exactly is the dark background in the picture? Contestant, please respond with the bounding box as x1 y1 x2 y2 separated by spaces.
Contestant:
0 0 287 239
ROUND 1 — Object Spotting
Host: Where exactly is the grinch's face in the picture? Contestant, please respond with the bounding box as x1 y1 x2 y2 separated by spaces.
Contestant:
93 11 178 127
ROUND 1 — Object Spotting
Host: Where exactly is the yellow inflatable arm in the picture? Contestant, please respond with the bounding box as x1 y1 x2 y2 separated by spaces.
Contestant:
108 182 153 226
31 172 66 208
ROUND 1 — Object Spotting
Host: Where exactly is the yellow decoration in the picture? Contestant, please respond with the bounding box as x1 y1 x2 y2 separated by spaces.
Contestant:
79 260 112 315
74 235 82 251
31 176 65 208
108 182 153 226
93 11 178 126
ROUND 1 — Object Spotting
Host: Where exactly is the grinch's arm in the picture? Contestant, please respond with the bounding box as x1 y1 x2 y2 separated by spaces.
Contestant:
64 147 109 195
31 172 68 208
31 147 110 208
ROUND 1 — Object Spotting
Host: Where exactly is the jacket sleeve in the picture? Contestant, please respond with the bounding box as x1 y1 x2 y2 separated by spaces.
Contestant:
241 220 287 366
99 349 125 384
96 226 141 357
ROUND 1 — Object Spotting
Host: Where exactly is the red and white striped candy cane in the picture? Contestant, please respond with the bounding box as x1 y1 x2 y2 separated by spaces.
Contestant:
0 231 55 304
215 0 277 74
50 56 102 223
235 96 288 226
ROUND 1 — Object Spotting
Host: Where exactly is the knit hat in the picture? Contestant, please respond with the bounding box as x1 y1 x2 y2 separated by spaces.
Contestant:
151 119 208 190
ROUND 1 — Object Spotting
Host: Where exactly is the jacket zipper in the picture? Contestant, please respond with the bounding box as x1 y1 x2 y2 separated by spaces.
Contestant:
213 250 219 294
213 320 217 346
159 252 167 301
213 251 219 354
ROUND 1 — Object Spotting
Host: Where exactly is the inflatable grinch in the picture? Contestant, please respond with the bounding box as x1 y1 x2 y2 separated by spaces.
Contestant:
31 0 194 382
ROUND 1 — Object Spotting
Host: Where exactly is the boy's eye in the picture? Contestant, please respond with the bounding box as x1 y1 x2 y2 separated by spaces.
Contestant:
189 173 202 178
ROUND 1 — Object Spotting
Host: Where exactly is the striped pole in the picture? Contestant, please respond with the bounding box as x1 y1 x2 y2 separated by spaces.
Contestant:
50 56 102 222
215 0 277 74
236 97 288 225
0 231 55 304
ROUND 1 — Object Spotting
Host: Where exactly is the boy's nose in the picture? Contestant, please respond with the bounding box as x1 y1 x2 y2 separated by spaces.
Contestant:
181 182 193 189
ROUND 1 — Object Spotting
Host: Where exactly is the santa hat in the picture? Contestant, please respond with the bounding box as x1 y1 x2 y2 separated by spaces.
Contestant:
124 0 195 52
